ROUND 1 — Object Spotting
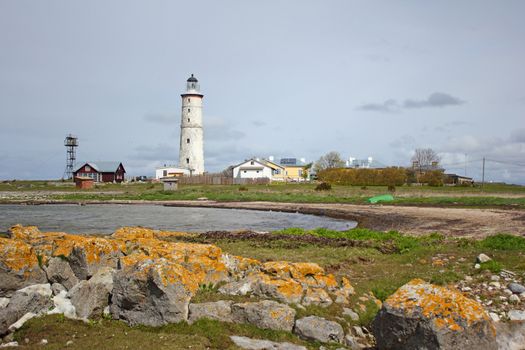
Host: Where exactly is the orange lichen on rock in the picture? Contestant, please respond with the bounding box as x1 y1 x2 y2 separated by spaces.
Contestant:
384 279 493 332
0 237 40 272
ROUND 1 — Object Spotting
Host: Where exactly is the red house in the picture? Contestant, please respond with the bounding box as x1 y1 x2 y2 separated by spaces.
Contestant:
73 162 126 183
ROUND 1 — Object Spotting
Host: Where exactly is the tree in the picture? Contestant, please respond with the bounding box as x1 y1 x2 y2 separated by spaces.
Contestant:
411 148 441 168
313 152 345 173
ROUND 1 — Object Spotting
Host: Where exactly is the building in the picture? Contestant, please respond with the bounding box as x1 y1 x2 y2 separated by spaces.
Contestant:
273 158 310 182
155 165 190 180
445 173 474 185
73 162 126 183
232 158 284 180
346 157 380 169
179 74 205 175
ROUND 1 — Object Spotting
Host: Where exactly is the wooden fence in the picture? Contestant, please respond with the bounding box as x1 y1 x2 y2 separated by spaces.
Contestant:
177 175 270 185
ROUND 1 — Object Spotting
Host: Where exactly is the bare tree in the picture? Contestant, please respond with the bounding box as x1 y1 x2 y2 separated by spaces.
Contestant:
314 152 345 173
411 148 441 168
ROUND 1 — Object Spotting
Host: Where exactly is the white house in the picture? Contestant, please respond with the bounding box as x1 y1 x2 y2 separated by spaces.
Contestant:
155 165 190 180
232 158 284 180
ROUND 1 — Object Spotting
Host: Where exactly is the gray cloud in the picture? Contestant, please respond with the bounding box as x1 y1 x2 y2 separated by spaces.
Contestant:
510 128 525 143
358 93 465 113
131 143 177 161
403 92 465 109
252 120 267 127
143 113 177 125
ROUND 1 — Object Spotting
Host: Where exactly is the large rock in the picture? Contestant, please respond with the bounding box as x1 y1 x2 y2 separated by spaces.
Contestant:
111 258 197 326
508 283 525 294
0 238 47 297
230 336 306 350
496 321 525 350
0 284 53 335
252 274 304 304
372 279 497 350
231 300 296 331
293 316 344 343
48 290 76 319
301 288 332 307
188 300 233 324
44 257 79 290
68 267 114 319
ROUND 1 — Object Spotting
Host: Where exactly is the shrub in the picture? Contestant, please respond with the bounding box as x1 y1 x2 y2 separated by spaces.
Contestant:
238 186 248 191
479 260 502 273
317 167 407 186
478 234 525 251
315 182 332 191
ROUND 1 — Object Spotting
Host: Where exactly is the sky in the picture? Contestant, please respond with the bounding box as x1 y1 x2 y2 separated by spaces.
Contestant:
1 1 524 183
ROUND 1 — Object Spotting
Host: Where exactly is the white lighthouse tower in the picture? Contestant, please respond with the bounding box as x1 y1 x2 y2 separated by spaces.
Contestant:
179 74 205 175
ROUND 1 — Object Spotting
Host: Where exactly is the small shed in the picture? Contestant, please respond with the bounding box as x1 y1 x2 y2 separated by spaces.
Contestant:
161 177 179 191
74 176 94 189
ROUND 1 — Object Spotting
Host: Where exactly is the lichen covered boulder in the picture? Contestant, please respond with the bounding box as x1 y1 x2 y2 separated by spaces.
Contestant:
293 316 344 343
232 300 296 331
68 267 114 319
188 300 233 324
372 279 497 350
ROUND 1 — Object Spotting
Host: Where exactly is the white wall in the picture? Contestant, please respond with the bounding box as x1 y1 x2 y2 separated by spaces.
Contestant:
233 160 273 179
155 167 189 179
179 92 205 175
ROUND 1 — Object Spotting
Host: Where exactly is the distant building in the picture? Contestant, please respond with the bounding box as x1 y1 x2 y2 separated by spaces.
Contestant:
155 165 190 180
73 162 126 183
232 158 284 180
445 173 474 185
346 156 382 169
273 157 310 182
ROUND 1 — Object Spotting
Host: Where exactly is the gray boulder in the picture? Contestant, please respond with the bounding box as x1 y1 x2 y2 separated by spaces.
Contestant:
68 267 114 319
111 259 193 326
0 284 53 335
372 279 497 350
68 244 120 281
508 283 525 294
188 300 233 324
477 253 492 263
496 321 525 350
44 257 79 290
232 300 296 331
218 279 255 296
230 335 306 350
293 316 344 343
51 283 66 296
0 244 47 297
0 298 9 309
507 310 525 321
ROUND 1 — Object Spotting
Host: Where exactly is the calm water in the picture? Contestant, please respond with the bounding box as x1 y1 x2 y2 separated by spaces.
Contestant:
0 204 356 234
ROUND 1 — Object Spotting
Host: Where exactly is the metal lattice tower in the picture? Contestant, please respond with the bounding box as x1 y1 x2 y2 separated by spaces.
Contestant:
63 134 78 179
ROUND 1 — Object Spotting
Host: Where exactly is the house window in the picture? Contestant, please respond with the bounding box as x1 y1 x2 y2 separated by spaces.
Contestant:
250 161 254 165
186 138 190 144
186 158 190 164
163 170 167 177
85 165 91 171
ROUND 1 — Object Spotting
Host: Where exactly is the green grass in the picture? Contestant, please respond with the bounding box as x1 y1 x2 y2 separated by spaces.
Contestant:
478 234 525 251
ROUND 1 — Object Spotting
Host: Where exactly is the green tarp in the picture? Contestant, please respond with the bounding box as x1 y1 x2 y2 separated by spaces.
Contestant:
368 194 394 204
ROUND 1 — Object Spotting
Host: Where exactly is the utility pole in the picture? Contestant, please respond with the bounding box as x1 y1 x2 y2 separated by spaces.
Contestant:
481 157 485 190
464 153 468 176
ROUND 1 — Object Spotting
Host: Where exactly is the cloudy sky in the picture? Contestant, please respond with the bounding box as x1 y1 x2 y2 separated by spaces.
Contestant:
1 1 524 183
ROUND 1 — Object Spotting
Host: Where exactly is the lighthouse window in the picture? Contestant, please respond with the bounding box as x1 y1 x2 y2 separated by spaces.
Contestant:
188 118 190 122
186 158 190 164
186 138 190 144
188 108 190 113
188 98 190 102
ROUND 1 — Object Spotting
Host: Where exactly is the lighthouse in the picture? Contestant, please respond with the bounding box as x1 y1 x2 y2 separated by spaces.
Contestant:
179 74 204 175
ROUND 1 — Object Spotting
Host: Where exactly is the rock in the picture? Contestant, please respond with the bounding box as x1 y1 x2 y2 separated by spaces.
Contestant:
496 321 525 350
111 259 196 326
477 253 492 263
252 274 304 304
68 267 113 319
51 283 66 296
474 263 481 269
352 325 366 338
301 288 332 307
8 312 36 333
508 283 525 294
507 310 525 321
489 312 500 322
372 279 497 350
293 316 344 343
509 294 520 304
188 300 233 324
66 340 73 346
344 334 364 349
0 298 9 309
342 308 359 321
44 257 79 290
0 342 18 348
0 284 53 335
66 241 121 280
48 291 76 319
218 279 255 296
0 238 47 297
39 339 48 345
230 335 306 350
489 281 501 288
490 275 500 281
231 300 296 332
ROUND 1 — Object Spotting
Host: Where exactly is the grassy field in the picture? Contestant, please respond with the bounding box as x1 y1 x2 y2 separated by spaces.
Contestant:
12 228 525 349
1 180 524 208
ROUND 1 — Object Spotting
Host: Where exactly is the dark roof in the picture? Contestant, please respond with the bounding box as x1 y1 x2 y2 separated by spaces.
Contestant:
74 161 125 173
187 74 198 82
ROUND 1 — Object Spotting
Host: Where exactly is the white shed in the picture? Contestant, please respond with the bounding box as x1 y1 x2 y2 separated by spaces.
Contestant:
155 166 190 180
232 158 282 180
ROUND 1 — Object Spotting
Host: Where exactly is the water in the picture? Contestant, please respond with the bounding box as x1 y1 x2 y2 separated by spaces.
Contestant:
0 204 356 235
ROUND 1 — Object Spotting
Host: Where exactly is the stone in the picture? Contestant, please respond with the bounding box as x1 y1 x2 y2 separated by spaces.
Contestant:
474 263 481 269
293 316 344 343
8 312 36 333
230 335 307 350
231 300 296 332
0 298 9 309
0 342 18 348
508 283 525 294
489 312 500 322
44 257 79 290
301 288 332 307
0 284 53 335
68 267 113 319
66 340 73 346
490 275 500 281
39 339 48 345
111 259 196 326
218 279 255 296
496 321 525 350
372 279 497 350
252 274 304 304
344 334 364 349
509 294 520 304
0 238 47 297
342 308 359 321
477 253 492 263
48 291 76 319
51 283 66 296
489 281 501 288
188 300 233 324
507 310 525 321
